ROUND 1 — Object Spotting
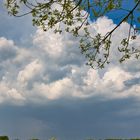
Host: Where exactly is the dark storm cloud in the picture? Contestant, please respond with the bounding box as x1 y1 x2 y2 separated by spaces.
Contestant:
0 98 140 140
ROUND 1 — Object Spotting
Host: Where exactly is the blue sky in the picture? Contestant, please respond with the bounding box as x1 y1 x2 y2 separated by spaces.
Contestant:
1 1 140 140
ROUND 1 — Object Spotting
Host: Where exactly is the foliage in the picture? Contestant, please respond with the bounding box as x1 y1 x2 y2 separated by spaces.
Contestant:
49 137 57 140
0 136 9 140
4 0 140 69
1 137 140 140
30 138 39 140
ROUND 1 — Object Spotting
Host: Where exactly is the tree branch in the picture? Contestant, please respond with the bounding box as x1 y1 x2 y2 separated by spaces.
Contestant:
102 0 140 43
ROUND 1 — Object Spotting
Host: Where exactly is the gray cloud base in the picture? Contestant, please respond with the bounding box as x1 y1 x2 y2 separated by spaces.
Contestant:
0 98 140 140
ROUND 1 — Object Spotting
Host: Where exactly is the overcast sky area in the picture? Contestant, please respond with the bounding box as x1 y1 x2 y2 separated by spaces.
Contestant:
1 1 140 140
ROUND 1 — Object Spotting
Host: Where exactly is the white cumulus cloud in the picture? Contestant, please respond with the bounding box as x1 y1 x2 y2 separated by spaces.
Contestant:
0 16 140 105
17 59 43 84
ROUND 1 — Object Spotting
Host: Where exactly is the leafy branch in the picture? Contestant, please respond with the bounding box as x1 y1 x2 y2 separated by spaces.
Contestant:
4 0 140 69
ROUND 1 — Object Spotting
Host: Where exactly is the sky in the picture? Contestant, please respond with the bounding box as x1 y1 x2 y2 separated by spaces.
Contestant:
1 1 140 140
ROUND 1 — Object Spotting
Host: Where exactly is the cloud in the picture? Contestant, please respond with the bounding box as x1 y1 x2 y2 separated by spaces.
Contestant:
0 37 17 62
0 37 14 47
33 29 64 58
92 16 116 36
0 16 140 105
34 77 73 100
0 81 25 105
102 67 132 90
17 59 43 84
1 98 140 140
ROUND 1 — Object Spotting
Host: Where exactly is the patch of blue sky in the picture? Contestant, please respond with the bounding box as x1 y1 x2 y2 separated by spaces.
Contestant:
84 0 140 28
